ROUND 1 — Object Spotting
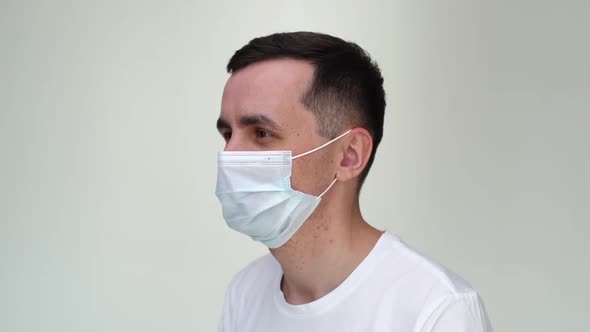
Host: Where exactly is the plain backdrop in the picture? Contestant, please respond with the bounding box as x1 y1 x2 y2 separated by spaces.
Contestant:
1 0 589 331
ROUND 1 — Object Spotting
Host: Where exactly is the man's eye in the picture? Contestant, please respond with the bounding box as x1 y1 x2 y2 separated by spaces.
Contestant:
222 131 232 141
256 130 272 138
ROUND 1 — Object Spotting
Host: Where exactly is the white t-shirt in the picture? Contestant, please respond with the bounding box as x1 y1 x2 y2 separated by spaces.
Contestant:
219 232 493 332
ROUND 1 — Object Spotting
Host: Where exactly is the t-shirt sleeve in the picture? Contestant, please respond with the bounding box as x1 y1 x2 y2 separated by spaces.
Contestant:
218 285 232 332
218 277 239 332
423 292 493 332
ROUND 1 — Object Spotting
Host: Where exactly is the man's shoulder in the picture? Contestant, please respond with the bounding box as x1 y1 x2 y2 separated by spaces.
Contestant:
379 233 491 329
379 232 477 296
226 253 280 293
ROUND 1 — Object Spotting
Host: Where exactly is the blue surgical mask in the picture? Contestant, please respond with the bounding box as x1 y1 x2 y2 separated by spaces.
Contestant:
215 130 351 248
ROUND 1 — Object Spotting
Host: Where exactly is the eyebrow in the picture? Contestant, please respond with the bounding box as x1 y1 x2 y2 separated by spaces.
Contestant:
216 117 230 131
216 114 283 131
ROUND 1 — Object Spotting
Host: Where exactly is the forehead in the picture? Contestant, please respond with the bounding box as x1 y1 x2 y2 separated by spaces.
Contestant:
220 59 315 124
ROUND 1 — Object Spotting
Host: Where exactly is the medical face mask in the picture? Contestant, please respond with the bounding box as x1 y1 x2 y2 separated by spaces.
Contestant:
215 130 351 248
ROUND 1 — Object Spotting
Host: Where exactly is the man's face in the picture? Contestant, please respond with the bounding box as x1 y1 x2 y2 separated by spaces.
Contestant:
217 58 339 196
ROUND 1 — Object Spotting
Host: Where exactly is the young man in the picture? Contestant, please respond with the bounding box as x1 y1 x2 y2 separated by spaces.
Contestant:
215 32 492 331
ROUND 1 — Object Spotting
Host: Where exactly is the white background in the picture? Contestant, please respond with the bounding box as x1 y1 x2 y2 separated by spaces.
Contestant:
1 0 589 331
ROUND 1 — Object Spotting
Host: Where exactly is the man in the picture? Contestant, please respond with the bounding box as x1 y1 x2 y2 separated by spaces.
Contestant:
215 32 492 331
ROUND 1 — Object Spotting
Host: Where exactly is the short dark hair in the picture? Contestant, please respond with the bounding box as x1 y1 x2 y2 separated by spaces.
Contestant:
227 32 386 188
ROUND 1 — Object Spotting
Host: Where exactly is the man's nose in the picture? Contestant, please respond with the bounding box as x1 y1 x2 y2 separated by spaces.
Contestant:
224 139 240 152
224 133 250 152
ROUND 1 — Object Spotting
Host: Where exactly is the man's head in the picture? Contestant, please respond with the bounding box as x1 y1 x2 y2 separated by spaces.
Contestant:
217 32 385 195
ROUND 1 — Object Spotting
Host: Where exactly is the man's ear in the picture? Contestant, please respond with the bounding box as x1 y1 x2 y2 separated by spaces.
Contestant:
336 128 373 182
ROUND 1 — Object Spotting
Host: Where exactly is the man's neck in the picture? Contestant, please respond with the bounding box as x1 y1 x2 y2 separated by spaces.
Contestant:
270 198 383 305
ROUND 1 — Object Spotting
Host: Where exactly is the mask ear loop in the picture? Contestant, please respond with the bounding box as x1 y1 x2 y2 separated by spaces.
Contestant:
291 130 352 160
291 129 350 198
318 178 338 198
